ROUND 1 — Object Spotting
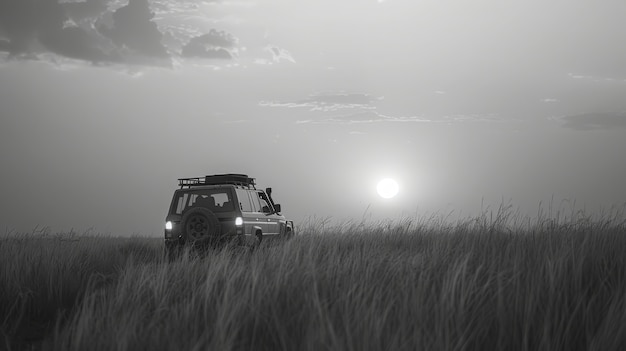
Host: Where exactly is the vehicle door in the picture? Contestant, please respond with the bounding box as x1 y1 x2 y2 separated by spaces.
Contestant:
247 190 268 235
256 191 280 236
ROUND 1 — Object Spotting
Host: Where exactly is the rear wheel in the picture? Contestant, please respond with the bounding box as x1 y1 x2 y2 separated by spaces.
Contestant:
181 207 221 244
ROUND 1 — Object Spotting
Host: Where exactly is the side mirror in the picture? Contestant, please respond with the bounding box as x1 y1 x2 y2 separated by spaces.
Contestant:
262 205 271 213
273 204 281 213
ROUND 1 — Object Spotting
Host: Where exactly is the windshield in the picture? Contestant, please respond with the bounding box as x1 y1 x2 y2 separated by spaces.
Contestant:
172 188 235 214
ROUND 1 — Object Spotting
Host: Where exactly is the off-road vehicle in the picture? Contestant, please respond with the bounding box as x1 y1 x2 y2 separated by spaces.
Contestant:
164 174 295 253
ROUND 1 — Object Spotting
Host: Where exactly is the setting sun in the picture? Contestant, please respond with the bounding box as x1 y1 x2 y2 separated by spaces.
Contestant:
377 178 399 199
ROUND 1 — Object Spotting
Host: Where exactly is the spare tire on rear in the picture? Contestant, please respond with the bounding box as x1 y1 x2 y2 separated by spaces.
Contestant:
181 207 221 243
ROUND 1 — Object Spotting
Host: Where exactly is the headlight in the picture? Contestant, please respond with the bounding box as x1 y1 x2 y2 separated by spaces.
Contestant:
165 221 173 230
235 217 243 226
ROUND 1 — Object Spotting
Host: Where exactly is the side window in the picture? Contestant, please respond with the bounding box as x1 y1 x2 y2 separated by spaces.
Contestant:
258 192 272 213
174 193 205 214
249 191 261 212
235 189 253 212
175 193 189 214
189 194 199 207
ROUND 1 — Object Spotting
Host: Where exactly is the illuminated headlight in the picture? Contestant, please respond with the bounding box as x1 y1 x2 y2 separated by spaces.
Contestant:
165 221 173 230
235 217 243 226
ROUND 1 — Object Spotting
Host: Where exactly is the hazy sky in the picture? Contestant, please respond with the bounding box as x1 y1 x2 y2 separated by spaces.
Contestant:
2 0 626 235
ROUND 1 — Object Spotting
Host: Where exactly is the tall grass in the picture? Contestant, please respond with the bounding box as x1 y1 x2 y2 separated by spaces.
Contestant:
0 230 162 350
2 207 626 350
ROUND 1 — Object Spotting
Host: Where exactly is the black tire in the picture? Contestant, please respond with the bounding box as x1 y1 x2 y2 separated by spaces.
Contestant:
181 207 221 243
277 225 294 241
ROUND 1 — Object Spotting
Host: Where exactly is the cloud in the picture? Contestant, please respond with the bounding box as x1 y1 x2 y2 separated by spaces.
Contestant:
260 92 506 126
296 111 432 125
0 0 117 63
0 0 175 66
264 45 295 63
182 46 231 59
260 92 380 112
561 112 626 130
40 25 118 62
98 0 169 59
0 0 256 68
63 0 110 23
568 72 626 83
327 111 392 123
148 0 221 16
192 29 236 48
307 93 378 106
181 29 237 59
0 38 10 52
0 0 66 56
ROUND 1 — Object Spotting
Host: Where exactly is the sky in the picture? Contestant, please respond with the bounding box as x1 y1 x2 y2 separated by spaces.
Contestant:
1 0 626 236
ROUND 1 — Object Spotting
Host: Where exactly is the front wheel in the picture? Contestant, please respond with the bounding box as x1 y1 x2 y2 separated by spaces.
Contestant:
283 229 293 240
281 225 295 240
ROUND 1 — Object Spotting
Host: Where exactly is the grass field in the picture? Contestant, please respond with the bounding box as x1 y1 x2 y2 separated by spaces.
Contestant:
2 206 626 351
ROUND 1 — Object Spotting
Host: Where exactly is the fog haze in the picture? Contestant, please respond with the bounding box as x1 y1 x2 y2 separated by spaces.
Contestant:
1 0 625 235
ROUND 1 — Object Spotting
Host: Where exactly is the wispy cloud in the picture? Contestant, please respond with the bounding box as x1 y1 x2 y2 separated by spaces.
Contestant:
561 112 626 130
568 72 626 83
260 92 380 112
295 111 431 125
261 92 504 125
542 98 558 103
262 45 295 64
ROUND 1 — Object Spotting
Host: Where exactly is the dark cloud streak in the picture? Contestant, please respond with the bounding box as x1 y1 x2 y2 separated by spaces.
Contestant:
40 26 116 62
0 0 65 55
64 0 109 23
0 38 10 52
0 0 118 62
98 0 169 60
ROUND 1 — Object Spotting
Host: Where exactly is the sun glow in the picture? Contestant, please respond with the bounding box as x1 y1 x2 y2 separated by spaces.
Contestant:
377 178 399 199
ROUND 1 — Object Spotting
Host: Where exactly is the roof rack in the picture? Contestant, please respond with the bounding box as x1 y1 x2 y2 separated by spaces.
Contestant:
178 173 256 189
